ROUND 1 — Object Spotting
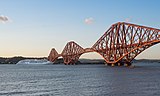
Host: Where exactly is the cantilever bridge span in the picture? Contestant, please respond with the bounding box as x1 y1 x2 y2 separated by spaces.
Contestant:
48 22 160 66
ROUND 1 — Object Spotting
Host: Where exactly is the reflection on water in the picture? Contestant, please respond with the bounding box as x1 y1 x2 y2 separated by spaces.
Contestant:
0 63 160 96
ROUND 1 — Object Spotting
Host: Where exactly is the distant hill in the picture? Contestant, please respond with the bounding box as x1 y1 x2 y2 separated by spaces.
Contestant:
0 56 160 64
0 56 47 64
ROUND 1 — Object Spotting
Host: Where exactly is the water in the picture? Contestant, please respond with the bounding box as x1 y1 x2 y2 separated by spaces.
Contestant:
0 62 160 96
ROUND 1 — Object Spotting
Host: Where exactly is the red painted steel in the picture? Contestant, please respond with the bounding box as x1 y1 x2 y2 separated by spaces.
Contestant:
61 41 84 64
48 22 160 65
48 48 59 62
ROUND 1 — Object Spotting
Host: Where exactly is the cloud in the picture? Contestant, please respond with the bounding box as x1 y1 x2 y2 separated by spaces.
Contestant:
84 17 94 25
0 15 9 23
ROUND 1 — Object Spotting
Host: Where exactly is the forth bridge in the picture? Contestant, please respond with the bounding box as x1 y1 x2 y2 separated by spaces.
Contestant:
48 22 160 66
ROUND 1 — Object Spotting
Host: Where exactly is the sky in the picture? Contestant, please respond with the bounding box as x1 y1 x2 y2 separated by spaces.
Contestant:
0 0 160 59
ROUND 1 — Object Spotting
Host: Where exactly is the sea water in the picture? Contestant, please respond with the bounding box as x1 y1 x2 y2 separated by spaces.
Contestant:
0 62 160 96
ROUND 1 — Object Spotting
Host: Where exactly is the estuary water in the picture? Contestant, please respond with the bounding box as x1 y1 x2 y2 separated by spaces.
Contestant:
0 62 160 96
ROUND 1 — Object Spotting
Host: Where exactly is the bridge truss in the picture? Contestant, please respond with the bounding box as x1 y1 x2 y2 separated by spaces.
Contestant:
48 22 160 66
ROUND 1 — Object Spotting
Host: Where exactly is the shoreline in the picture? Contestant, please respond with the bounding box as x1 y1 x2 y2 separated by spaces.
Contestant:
0 56 160 64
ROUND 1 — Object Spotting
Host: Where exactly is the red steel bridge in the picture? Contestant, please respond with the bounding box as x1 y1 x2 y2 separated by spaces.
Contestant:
48 22 160 66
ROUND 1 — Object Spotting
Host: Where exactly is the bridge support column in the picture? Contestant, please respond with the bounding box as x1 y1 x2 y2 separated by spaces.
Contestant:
105 62 132 67
124 63 128 67
118 63 121 66
124 62 132 67
106 63 112 66
111 63 115 67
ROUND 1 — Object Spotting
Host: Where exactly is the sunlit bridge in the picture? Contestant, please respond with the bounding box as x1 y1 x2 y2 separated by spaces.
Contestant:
48 22 160 66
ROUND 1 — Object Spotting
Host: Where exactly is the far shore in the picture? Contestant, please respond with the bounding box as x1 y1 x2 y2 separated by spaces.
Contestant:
0 56 160 64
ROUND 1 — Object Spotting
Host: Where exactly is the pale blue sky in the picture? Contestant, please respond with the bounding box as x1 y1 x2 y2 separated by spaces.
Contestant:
0 0 160 59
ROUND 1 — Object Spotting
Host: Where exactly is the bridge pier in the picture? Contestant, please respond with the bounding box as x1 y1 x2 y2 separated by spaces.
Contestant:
105 62 132 67
117 63 123 66
65 63 76 65
124 62 132 67
111 63 115 67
